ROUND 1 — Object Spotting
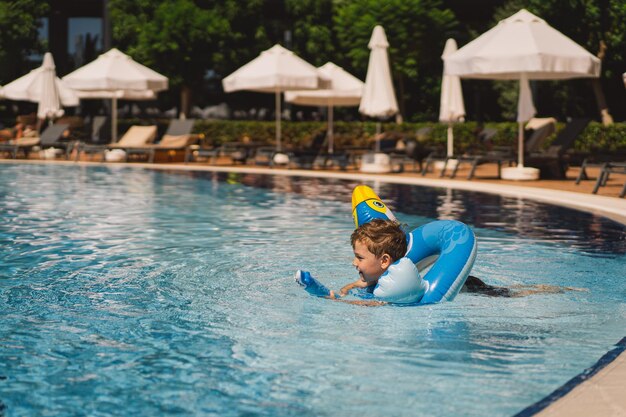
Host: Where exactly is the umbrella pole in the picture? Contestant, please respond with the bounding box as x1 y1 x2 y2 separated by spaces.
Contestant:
328 104 334 154
518 121 524 167
375 121 381 152
516 73 535 168
275 89 281 152
447 123 454 157
112 97 118 143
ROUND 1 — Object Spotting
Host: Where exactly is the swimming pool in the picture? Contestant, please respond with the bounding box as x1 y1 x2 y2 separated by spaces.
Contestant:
0 163 624 417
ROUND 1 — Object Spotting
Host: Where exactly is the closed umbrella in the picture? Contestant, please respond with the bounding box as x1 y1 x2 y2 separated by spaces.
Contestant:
439 39 465 158
0 52 78 122
285 62 363 153
445 9 600 179
359 25 399 152
358 25 399 173
223 44 319 151
63 48 168 142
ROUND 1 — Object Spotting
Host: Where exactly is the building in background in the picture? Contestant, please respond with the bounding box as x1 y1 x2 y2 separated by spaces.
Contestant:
43 0 110 76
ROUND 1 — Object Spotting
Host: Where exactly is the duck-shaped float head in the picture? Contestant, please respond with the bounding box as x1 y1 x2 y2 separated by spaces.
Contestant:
351 185 397 228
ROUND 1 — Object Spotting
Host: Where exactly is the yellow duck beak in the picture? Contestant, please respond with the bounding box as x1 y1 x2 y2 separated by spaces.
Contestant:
351 185 397 228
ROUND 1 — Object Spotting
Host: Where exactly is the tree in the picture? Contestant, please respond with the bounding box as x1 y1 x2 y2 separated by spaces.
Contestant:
334 0 458 121
0 0 48 83
109 0 232 117
487 0 626 122
528 0 626 123
285 0 335 66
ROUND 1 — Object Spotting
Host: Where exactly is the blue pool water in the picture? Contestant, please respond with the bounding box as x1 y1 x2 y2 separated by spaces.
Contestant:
0 164 625 417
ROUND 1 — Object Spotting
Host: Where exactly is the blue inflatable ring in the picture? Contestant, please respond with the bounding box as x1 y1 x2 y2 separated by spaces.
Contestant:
295 186 477 305
352 185 477 304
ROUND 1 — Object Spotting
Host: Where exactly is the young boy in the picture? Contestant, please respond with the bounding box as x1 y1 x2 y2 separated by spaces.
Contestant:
294 218 414 306
295 218 577 305
329 218 407 300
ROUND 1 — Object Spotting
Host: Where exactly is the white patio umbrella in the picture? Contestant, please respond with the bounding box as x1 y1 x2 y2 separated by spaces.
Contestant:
63 48 168 142
439 39 465 158
358 25 399 173
359 25 399 153
444 9 600 179
222 44 319 151
285 62 364 153
0 52 78 121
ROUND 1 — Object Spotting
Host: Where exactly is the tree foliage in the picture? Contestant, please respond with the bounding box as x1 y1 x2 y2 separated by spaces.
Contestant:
109 0 233 114
334 0 457 121
1 0 624 122
285 0 335 66
105 0 624 122
0 0 48 83
487 0 626 121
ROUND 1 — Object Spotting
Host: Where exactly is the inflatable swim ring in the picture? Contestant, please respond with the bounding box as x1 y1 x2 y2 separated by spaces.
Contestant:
296 185 477 305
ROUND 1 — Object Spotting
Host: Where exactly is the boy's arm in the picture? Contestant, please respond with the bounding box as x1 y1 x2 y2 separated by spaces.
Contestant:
333 299 387 307
328 278 371 299
339 279 371 296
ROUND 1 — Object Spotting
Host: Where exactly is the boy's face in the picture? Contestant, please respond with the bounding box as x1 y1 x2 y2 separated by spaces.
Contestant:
352 240 390 284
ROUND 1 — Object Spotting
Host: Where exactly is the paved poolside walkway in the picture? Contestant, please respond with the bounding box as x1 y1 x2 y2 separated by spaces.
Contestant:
1 157 625 416
524 338 626 417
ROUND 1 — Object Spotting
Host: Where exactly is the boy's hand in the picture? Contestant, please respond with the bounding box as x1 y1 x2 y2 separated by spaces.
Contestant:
338 278 373 297
353 278 372 288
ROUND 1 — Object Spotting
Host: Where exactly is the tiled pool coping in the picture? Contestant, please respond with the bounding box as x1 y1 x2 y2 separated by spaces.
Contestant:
514 337 626 417
2 159 625 416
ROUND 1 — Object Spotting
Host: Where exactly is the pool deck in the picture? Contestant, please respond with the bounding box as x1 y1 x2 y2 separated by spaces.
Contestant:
2 157 625 416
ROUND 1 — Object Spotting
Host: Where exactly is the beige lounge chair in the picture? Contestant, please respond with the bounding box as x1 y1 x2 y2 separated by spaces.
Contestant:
75 125 157 162
0 124 69 159
109 125 158 149
124 120 198 163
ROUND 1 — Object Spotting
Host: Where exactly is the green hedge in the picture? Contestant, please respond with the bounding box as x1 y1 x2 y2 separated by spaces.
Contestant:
117 118 626 154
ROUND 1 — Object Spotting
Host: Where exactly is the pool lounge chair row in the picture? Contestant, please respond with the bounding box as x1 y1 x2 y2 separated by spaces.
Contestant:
421 118 590 180
0 124 72 159
4 119 621 197
0 120 348 169
185 129 352 170
74 119 198 162
0 119 199 163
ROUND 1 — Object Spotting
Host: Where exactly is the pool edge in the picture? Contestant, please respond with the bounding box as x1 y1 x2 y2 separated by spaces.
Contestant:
513 338 626 417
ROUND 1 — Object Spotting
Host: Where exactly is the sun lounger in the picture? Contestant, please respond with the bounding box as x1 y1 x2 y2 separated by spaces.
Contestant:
0 124 69 159
253 146 277 166
286 130 327 169
524 117 556 153
124 119 197 163
400 127 434 172
75 125 157 162
38 124 74 159
525 118 590 179
421 127 501 178
592 162 626 197
0 136 40 159
216 142 252 165
185 142 221 164
435 119 558 180
68 116 110 160
575 149 626 185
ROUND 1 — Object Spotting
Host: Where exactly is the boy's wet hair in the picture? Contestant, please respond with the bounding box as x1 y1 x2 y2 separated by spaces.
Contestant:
350 219 407 260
